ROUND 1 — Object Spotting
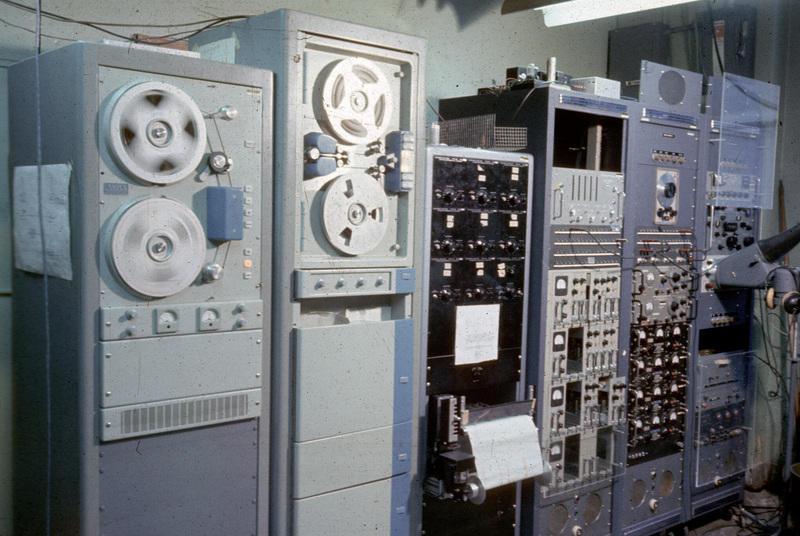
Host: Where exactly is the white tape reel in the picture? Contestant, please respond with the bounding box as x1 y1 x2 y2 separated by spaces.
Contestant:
321 58 393 145
322 174 388 255
106 81 207 185
108 198 206 298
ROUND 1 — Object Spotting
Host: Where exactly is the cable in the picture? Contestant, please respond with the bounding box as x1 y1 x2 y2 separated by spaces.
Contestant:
755 301 787 388
31 1 52 533
566 227 624 258
640 230 707 282
706 0 725 75
0 0 245 28
221 240 231 271
726 77 780 111
0 1 248 44
0 14 73 41
426 98 445 122
740 507 780 533
754 350 786 389
653 248 700 277
209 116 233 187
693 17 707 78
510 86 536 121
755 294 789 397
126 18 246 46
766 311 788 335
700 0 778 111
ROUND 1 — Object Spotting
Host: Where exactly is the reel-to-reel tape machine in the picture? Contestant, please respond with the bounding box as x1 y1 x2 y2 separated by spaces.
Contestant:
11 41 272 534
95 58 270 442
301 53 400 259
296 50 417 266
192 10 426 536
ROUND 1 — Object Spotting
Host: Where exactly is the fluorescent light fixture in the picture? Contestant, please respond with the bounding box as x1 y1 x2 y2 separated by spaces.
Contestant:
536 0 701 26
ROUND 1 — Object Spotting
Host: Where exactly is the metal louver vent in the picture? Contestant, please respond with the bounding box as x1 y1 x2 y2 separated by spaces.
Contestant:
121 394 249 435
100 389 260 441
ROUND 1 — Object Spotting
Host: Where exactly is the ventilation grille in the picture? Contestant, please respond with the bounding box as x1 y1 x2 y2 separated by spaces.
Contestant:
121 394 248 435
440 114 527 151
101 390 259 441
494 126 527 151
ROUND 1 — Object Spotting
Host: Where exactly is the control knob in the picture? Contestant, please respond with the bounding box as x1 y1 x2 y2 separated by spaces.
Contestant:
441 239 456 255
442 188 458 204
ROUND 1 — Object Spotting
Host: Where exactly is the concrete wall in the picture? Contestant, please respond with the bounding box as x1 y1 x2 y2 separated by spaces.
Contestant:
751 0 800 487
0 0 795 532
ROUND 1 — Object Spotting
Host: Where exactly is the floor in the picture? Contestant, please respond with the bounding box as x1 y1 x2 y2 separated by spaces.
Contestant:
673 489 784 536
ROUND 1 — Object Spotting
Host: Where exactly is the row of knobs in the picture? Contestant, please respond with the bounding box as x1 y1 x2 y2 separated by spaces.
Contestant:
433 239 523 256
432 286 523 302
437 188 524 208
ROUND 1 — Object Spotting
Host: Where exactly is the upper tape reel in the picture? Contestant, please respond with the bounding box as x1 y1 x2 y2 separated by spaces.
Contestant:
319 58 393 145
105 81 208 185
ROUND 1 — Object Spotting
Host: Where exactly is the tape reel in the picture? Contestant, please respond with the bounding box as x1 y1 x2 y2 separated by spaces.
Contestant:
322 174 388 255
320 58 393 145
106 81 207 185
656 170 678 207
108 198 206 298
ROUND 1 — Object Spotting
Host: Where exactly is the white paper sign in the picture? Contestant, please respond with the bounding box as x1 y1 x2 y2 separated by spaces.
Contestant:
13 164 73 280
454 304 500 365
465 415 547 490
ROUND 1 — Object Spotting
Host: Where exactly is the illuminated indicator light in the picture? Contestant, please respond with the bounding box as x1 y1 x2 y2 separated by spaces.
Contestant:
243 259 253 269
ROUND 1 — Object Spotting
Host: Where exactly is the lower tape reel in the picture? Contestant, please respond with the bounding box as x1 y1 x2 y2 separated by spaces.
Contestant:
107 197 206 298
322 174 389 256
